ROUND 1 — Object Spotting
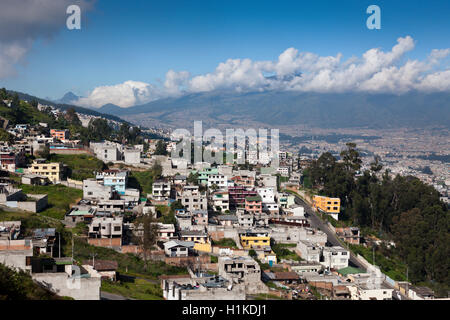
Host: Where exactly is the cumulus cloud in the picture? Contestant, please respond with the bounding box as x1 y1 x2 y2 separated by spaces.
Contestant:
75 81 159 108
76 36 450 108
0 40 32 78
0 0 95 78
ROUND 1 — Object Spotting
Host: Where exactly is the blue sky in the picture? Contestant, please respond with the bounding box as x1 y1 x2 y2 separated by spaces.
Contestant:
0 0 449 103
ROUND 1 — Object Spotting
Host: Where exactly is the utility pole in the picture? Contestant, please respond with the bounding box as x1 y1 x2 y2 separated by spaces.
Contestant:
71 234 74 263
58 232 61 258
91 253 97 269
372 245 375 266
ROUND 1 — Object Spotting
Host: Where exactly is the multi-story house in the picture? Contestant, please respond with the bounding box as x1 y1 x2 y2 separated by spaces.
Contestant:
211 191 229 212
83 179 113 201
152 180 172 201
296 240 321 263
231 170 255 188
50 129 69 142
228 186 257 210
88 217 123 242
207 174 232 189
96 169 128 195
239 230 270 250
178 186 207 212
321 246 350 270
245 195 262 214
256 187 275 203
90 141 120 162
30 159 63 183
313 195 341 220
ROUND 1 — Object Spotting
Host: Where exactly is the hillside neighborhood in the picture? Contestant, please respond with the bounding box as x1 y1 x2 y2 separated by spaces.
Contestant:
0 92 446 301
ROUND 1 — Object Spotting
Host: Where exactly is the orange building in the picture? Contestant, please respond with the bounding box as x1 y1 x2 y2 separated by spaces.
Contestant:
245 195 262 214
313 195 340 215
50 129 69 141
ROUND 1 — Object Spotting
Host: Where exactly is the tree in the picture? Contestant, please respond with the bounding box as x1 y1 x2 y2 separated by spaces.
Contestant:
340 142 362 172
0 88 7 100
87 118 112 141
370 155 383 174
150 161 162 180
30 99 38 109
154 140 167 155
64 108 81 126
12 93 20 108
134 215 160 271
187 172 199 185
37 145 50 160
0 129 13 144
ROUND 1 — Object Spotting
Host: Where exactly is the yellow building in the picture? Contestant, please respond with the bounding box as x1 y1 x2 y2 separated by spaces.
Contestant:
240 231 271 250
30 160 63 183
313 195 340 214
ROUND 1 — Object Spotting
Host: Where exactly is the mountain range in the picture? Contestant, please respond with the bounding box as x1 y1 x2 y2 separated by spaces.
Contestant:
93 90 450 129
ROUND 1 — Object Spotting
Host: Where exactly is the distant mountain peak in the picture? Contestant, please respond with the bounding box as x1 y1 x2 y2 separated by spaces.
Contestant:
57 91 80 104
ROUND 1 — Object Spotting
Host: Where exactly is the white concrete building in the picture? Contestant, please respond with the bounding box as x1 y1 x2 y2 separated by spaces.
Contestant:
123 148 141 164
207 174 231 189
348 285 393 300
321 246 350 270
257 187 275 203
152 180 172 201
296 240 321 263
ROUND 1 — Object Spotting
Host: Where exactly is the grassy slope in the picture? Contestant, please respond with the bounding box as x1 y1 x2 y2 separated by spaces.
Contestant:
130 171 154 195
19 184 82 219
101 279 163 300
50 154 106 181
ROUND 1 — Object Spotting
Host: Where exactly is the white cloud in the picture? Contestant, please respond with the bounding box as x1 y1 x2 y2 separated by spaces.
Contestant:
75 36 450 108
0 0 95 79
164 70 190 95
75 81 158 108
0 40 31 78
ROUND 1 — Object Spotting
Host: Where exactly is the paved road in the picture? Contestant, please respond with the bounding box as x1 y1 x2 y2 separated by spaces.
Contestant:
293 193 408 300
293 195 365 270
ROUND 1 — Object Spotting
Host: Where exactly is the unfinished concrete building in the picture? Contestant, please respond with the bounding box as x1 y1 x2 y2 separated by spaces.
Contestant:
218 256 268 294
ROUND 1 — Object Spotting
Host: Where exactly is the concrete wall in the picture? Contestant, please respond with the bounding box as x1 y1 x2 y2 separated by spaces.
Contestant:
32 272 101 300
17 194 48 213
0 250 32 272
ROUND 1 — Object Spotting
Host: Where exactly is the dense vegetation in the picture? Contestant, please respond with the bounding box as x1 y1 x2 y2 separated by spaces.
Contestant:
303 143 449 294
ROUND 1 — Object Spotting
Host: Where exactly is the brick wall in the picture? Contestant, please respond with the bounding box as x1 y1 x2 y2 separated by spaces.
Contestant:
88 237 122 248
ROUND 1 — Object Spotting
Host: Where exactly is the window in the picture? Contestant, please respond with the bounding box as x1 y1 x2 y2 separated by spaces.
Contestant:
114 226 121 232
